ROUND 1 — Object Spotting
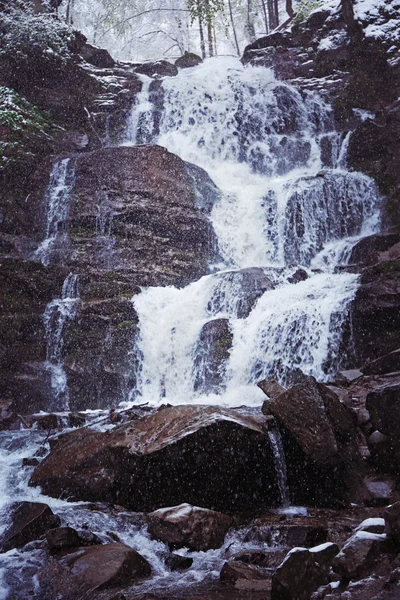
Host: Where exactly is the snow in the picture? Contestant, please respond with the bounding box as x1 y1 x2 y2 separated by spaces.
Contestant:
310 541 336 553
354 0 400 43
350 530 386 542
355 517 385 531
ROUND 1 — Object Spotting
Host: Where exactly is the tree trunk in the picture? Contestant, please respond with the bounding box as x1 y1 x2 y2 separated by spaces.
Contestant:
273 0 279 28
286 0 294 18
199 16 206 59
260 0 270 33
228 0 240 55
207 18 214 57
246 0 256 42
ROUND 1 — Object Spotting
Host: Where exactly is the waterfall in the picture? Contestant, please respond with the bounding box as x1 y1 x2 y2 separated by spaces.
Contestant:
36 157 75 266
122 57 381 407
267 428 290 507
43 273 80 411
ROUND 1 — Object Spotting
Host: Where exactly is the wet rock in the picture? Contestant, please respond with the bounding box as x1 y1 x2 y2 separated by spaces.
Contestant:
257 379 286 400
164 553 193 571
0 501 61 552
175 52 203 69
62 543 151 590
244 519 328 549
46 526 102 553
272 547 329 600
193 318 233 393
22 457 40 467
288 268 309 284
136 60 178 78
349 233 400 267
209 267 275 319
364 476 395 506
332 531 386 580
80 44 115 68
185 162 221 215
220 560 268 582
362 349 400 376
0 399 19 430
30 405 280 513
385 502 400 545
147 504 232 551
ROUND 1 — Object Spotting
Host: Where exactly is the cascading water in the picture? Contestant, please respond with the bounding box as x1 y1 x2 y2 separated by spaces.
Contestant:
36 157 75 266
123 58 381 407
43 273 80 411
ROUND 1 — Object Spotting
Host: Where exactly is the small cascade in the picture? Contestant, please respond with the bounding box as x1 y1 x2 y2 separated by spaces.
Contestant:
95 190 114 236
125 77 153 145
267 428 290 507
36 157 75 266
43 273 80 411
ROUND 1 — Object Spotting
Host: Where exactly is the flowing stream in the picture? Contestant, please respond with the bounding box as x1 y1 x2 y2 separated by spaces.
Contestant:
124 57 380 407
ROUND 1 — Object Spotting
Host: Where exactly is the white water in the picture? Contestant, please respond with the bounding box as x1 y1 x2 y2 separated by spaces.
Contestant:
35 158 75 266
123 57 381 407
43 273 80 411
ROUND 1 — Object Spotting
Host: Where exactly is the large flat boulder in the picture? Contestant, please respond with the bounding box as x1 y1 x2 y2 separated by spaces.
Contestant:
30 405 280 513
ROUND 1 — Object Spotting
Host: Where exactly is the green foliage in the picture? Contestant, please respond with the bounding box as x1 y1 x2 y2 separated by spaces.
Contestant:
0 3 73 70
0 87 51 169
187 0 224 24
292 0 323 24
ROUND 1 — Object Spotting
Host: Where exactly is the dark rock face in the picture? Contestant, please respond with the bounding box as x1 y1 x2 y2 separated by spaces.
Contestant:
2 145 217 412
136 60 178 78
385 502 400 545
0 501 61 552
366 382 400 474
261 376 363 507
147 504 232 551
350 259 400 365
348 101 400 228
349 233 400 267
29 405 280 513
194 318 233 393
175 52 203 69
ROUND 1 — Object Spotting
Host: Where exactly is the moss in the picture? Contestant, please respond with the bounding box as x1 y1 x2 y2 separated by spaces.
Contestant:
116 320 134 330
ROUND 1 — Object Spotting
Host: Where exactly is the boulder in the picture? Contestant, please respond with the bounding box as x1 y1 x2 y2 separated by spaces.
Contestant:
261 376 362 506
208 267 275 319
220 560 267 582
332 531 386 580
261 376 355 464
64 543 151 590
175 52 203 69
366 382 400 443
46 526 102 553
385 502 400 545
257 379 286 400
136 60 178 78
80 44 115 68
0 502 61 552
288 268 308 284
272 548 328 600
309 542 340 570
30 405 280 513
193 318 233 393
147 504 232 551
164 553 193 571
